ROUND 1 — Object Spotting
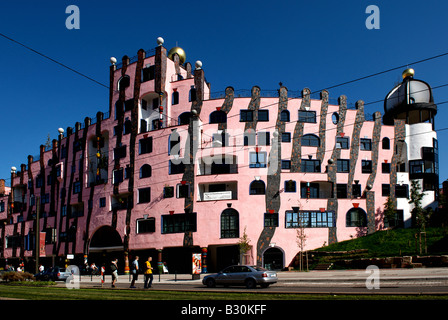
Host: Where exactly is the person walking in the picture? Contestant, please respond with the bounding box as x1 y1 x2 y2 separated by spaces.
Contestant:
144 256 153 289
130 256 139 288
110 259 118 288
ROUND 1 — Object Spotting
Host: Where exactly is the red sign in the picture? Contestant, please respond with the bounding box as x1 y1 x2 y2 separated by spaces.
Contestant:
39 232 46 257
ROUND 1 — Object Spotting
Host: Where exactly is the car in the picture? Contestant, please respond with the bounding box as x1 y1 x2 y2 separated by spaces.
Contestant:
202 265 277 289
34 266 71 281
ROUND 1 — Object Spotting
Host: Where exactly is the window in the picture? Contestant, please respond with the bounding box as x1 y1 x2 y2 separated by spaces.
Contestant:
301 134 320 147
169 160 185 175
284 180 296 192
281 160 291 170
137 218 156 234
123 120 132 135
395 185 409 198
244 130 256 146
118 75 130 91
286 210 335 228
138 187 151 203
382 184 390 197
332 112 339 125
240 110 253 122
382 137 390 149
301 159 320 173
209 110 227 124
360 138 372 151
382 162 391 173
177 183 190 198
221 209 239 238
281 132 291 142
258 131 270 146
249 152 267 168
337 184 348 198
178 112 192 125
142 66 155 82
346 208 367 227
124 98 134 112
189 87 197 102
384 210 404 228
73 181 81 194
162 213 197 234
114 145 127 160
298 110 316 123
172 91 179 105
0 201 4 213
264 213 279 227
353 184 362 198
336 137 349 149
99 197 106 208
163 186 174 198
139 137 153 154
168 132 180 155
140 164 152 178
213 131 229 147
300 183 319 199
280 110 290 122
337 159 350 173
258 110 269 121
362 160 373 173
113 168 124 185
249 180 265 195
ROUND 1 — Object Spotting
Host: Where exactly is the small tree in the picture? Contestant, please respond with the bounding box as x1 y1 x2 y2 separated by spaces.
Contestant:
296 214 308 271
238 227 251 265
409 180 427 230
383 195 396 228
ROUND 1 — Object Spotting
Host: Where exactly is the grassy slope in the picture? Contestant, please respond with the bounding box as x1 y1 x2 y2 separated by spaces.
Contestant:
313 227 448 257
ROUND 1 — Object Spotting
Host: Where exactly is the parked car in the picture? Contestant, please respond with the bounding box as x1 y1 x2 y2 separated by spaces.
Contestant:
202 265 277 289
34 266 71 281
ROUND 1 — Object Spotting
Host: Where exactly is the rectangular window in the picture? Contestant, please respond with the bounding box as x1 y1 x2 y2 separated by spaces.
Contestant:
301 159 320 173
285 211 335 228
240 110 253 122
257 110 269 121
352 184 362 198
169 160 185 175
282 132 291 142
300 183 319 199
249 152 267 168
336 137 349 149
284 180 296 192
163 186 174 198
99 197 106 208
142 65 155 82
382 162 391 173
360 138 372 151
281 160 291 170
114 145 127 160
137 218 156 234
244 131 256 146
138 187 151 203
139 137 153 154
113 168 124 185
264 212 279 227
337 159 350 173
177 184 190 198
73 181 81 194
162 213 197 234
258 131 270 146
298 110 316 123
395 185 409 198
362 160 373 173
382 184 390 197
213 132 229 147
336 184 347 198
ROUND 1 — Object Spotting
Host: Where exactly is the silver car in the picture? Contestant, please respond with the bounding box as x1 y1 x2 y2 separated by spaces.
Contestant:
202 265 277 289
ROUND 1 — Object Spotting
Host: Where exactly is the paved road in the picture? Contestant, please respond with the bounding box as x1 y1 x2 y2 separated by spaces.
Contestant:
72 267 448 295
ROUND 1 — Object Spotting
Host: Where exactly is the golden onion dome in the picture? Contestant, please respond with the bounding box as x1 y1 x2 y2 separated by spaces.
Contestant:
402 68 415 79
168 47 186 65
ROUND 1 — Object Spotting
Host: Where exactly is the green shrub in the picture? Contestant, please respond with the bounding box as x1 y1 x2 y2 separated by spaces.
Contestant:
1 271 35 282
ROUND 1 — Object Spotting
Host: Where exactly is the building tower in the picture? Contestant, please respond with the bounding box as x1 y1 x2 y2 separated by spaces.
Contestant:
384 68 439 227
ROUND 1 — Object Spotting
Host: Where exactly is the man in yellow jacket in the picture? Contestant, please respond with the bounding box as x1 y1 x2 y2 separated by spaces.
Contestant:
144 256 153 289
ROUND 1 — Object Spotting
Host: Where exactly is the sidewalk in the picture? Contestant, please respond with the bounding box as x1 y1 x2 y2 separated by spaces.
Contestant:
77 267 448 285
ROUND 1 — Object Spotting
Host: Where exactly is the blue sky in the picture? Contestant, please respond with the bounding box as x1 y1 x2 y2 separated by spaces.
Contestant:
1 0 447 186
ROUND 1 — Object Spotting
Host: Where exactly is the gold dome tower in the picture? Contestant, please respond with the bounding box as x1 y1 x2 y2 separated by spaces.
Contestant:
168 47 186 65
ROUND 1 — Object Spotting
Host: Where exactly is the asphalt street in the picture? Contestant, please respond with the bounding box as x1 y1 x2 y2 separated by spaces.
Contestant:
71 267 448 295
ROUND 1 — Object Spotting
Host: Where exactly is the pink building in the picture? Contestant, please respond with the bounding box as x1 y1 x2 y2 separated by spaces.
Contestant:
0 39 439 273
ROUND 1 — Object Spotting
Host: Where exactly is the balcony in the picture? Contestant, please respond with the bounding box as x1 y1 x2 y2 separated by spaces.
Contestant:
198 182 237 202
197 155 238 176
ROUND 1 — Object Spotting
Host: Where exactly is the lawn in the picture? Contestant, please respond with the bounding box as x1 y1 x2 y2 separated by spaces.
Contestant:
0 284 447 301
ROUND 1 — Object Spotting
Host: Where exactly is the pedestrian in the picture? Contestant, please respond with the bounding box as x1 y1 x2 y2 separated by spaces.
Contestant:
130 256 139 288
144 256 153 289
110 259 118 288
39 264 44 273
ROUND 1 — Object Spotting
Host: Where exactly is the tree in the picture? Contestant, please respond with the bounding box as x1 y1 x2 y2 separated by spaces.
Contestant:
383 195 396 228
296 214 308 271
238 227 251 265
408 180 428 230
